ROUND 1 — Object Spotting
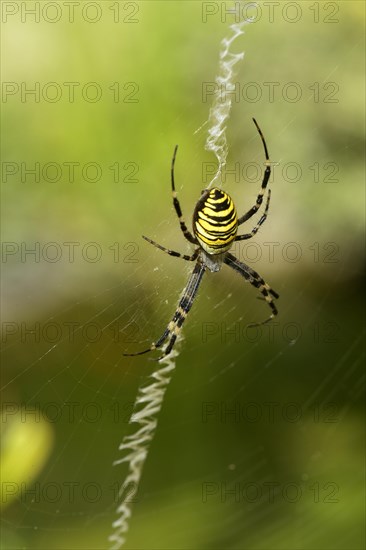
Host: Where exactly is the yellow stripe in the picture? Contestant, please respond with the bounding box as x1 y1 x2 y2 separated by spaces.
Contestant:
197 232 233 247
198 209 236 225
207 195 228 204
198 217 237 233
195 221 236 241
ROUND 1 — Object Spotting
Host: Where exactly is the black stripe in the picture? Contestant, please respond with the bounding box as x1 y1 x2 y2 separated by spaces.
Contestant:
206 199 232 212
196 233 236 243
197 222 236 233
199 210 237 225
196 222 237 236
204 242 231 249
198 233 236 245
172 311 185 326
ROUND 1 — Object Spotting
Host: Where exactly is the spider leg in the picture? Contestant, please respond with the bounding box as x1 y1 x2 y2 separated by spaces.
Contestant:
238 118 272 226
235 189 271 241
143 235 199 262
123 261 206 359
224 252 279 325
171 145 197 244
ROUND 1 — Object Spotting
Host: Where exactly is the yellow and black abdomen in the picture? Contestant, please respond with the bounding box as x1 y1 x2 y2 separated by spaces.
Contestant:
193 188 238 255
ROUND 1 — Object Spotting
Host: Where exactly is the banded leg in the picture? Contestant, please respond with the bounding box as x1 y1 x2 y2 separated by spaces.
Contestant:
238 118 271 226
143 235 199 262
224 252 279 325
123 261 206 360
235 189 271 241
171 145 197 244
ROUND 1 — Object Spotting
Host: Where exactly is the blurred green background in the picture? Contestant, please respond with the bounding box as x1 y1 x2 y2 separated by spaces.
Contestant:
1 1 365 549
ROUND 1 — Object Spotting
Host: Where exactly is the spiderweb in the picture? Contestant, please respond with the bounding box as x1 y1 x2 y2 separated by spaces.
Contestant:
109 15 252 548
1 1 364 549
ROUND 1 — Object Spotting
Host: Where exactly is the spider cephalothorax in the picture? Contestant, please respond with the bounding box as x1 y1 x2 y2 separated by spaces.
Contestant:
124 118 279 360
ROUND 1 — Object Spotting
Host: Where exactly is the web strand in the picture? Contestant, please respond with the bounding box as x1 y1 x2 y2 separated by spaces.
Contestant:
109 353 177 549
204 17 254 189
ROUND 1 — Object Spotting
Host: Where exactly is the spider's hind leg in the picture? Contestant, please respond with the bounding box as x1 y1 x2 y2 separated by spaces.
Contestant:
122 329 170 358
123 260 206 360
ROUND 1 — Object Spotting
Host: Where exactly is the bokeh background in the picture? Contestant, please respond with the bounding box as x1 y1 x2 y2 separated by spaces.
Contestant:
1 1 365 549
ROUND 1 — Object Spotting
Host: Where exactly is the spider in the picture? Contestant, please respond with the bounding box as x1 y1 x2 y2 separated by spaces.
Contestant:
124 118 279 360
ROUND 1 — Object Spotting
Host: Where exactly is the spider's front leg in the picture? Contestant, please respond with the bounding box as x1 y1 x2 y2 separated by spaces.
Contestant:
171 145 197 245
123 260 205 360
238 118 272 226
235 189 271 241
142 235 199 262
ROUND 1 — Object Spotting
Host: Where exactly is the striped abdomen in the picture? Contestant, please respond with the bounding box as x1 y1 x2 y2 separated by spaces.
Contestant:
193 188 238 255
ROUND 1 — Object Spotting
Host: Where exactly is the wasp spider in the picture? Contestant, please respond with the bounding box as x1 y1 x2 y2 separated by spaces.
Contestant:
124 118 279 360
